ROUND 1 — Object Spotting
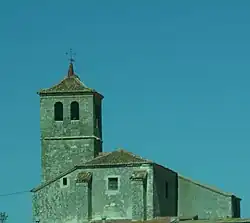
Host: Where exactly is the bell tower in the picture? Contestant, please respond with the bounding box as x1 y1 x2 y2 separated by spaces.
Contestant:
38 56 103 182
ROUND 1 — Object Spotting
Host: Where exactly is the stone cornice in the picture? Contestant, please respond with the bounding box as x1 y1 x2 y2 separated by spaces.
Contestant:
42 135 102 141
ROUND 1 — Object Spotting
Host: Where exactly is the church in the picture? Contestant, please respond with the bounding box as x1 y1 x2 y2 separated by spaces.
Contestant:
31 60 241 223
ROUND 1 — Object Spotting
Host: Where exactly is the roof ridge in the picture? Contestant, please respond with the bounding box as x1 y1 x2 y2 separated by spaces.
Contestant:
85 149 128 163
84 149 153 166
85 151 113 163
116 148 151 160
39 73 93 94
31 166 78 192
123 150 152 162
74 74 88 87
178 174 235 197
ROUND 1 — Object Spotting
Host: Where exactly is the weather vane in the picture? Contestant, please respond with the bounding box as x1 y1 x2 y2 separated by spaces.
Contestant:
66 48 76 64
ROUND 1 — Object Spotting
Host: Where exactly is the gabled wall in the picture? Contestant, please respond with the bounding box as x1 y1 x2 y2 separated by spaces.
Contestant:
178 176 234 219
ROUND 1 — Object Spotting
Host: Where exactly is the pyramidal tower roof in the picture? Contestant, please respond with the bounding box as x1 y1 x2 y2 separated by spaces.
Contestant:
38 62 102 97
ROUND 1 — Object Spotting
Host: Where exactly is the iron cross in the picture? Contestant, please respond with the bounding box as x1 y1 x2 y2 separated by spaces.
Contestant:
66 48 76 63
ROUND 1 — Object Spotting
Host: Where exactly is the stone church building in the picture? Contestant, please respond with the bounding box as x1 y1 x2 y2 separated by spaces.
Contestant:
31 62 241 223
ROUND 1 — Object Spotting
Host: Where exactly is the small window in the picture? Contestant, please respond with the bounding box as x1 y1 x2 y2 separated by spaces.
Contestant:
165 181 169 198
63 177 68 186
54 102 63 121
70 101 79 120
108 177 118 190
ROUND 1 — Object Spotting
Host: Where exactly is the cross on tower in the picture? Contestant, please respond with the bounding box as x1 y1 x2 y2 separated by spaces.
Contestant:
66 48 76 64
66 48 76 77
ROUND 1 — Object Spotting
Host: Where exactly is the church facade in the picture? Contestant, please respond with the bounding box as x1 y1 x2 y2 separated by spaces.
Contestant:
31 62 241 223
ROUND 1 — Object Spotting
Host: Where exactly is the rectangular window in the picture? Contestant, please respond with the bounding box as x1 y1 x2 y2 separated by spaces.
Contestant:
108 177 118 190
63 177 68 186
165 181 169 198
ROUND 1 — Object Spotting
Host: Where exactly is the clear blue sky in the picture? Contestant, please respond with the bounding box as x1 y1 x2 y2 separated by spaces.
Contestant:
0 0 249 222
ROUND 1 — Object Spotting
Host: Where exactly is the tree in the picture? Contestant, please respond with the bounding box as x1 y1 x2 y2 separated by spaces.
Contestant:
0 212 8 223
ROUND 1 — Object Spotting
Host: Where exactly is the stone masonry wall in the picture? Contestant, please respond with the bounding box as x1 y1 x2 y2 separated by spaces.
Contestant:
41 138 100 182
40 94 102 182
32 164 154 223
40 95 96 138
178 176 233 219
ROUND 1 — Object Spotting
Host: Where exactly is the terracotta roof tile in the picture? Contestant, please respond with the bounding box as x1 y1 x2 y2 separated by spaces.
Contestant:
38 74 94 94
31 150 152 192
85 149 152 166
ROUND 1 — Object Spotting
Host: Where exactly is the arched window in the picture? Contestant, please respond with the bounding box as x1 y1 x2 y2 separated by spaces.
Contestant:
71 101 79 120
54 102 63 121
